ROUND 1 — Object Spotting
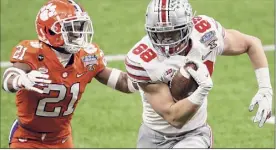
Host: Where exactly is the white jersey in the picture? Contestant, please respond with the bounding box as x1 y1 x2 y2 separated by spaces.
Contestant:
125 15 225 134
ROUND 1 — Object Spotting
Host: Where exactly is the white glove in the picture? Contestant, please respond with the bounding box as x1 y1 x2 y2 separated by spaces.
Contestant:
186 60 213 105
16 70 52 94
186 61 213 91
249 87 272 127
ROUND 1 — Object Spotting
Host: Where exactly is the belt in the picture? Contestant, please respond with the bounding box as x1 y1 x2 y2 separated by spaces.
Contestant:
162 123 207 139
17 120 70 143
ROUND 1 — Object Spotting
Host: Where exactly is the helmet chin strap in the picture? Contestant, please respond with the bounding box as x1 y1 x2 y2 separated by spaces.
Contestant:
63 45 81 54
62 37 85 54
71 37 84 46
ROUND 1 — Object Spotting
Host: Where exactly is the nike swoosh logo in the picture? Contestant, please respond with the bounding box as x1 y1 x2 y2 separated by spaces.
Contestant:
76 72 86 78
202 51 213 60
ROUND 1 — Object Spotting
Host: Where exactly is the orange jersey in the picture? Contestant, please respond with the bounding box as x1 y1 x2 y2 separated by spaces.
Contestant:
10 40 106 135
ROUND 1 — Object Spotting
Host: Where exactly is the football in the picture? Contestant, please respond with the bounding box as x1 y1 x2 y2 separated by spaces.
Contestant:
170 62 199 101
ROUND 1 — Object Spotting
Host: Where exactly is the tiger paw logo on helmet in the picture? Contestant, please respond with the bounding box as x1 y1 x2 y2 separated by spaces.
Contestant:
39 3 57 21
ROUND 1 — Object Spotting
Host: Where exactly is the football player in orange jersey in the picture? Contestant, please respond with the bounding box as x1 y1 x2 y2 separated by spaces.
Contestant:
2 0 138 148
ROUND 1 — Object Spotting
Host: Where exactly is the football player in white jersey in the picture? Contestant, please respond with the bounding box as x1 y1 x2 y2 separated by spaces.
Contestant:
125 0 273 148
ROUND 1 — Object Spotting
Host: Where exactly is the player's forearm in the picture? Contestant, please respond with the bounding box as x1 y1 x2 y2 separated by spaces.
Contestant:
2 75 18 92
247 38 272 89
168 99 200 129
2 67 24 93
105 68 138 93
247 37 268 69
223 30 272 89
225 30 268 69
115 72 138 93
168 86 208 128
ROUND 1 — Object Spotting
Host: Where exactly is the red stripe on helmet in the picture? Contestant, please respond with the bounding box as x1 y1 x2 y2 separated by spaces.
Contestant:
161 0 167 22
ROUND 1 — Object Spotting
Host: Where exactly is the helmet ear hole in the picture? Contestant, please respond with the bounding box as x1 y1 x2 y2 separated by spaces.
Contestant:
48 29 56 35
44 27 56 36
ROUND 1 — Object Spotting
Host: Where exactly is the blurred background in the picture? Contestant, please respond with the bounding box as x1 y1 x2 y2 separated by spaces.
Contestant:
0 0 274 148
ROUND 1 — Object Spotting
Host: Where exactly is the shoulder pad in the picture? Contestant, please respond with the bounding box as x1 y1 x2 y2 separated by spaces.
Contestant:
125 36 158 83
10 40 41 69
191 15 225 56
79 43 106 74
82 43 99 54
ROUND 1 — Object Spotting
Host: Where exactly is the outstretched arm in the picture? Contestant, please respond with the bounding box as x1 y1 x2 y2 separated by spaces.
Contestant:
2 62 51 93
222 29 272 127
95 67 138 93
223 29 268 69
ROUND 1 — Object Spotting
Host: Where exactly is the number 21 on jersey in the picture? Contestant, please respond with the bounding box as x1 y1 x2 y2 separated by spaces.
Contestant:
36 83 80 117
13 45 27 60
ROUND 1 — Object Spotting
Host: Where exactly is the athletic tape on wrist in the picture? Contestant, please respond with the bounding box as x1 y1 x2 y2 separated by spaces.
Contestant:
255 67 272 88
107 68 121 89
12 75 21 91
187 87 208 105
3 72 19 92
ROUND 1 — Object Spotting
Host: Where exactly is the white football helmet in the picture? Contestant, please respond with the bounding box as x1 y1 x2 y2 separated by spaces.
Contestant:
145 0 194 57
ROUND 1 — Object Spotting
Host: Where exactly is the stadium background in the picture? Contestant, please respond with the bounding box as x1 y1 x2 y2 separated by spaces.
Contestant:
0 0 274 148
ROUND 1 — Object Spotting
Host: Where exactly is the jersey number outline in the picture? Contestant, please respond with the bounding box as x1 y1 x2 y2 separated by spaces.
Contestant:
132 43 157 62
192 17 211 33
36 83 80 117
13 45 27 60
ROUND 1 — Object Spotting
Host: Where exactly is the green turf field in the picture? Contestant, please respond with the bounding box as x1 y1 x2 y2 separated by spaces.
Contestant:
0 0 274 148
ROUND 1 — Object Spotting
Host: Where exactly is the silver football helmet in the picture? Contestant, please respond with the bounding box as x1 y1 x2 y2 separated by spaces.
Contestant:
145 0 194 57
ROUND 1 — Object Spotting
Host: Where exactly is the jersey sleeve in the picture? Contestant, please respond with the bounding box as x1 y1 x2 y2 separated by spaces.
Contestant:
125 36 162 83
195 15 226 56
208 17 225 55
124 45 153 83
9 40 40 69
125 55 152 83
94 48 107 74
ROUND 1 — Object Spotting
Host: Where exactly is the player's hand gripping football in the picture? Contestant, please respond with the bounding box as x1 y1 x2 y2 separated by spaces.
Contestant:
17 70 52 94
249 87 272 127
184 60 213 105
186 60 213 92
